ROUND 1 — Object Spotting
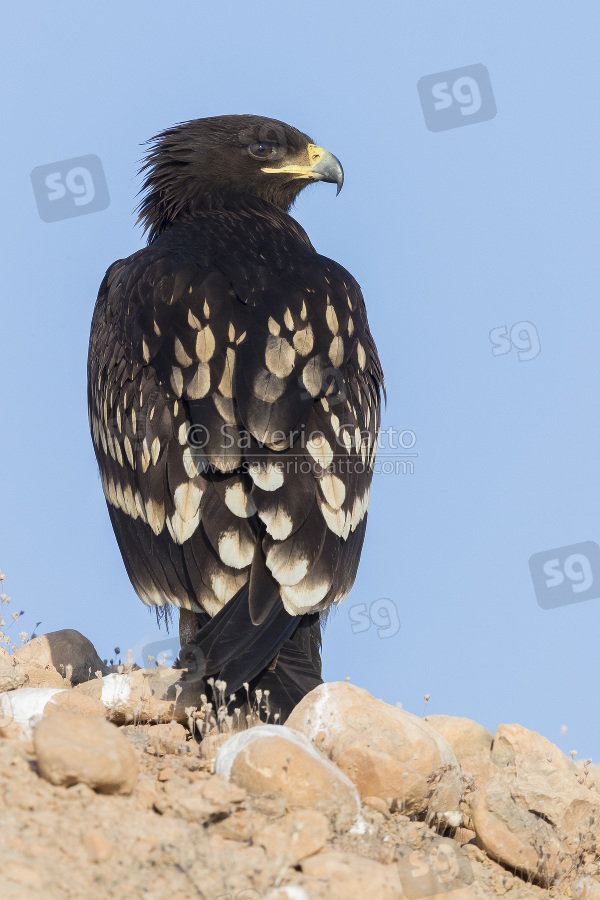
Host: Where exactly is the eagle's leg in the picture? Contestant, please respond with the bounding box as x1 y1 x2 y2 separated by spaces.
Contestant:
179 608 201 647
177 602 322 726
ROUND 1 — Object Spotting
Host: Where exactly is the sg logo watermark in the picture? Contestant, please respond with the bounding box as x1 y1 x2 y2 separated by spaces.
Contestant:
490 321 541 361
417 64 496 132
140 636 181 669
349 597 400 638
529 541 600 609
31 154 110 222
397 842 473 898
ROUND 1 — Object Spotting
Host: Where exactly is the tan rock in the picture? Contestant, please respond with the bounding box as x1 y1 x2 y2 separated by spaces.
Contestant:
75 668 188 725
577 760 600 792
363 795 390 816
145 721 187 755
0 686 103 740
14 630 108 684
575 877 600 900
43 690 106 719
509 767 600 851
200 732 231 760
18 664 66 690
34 712 138 794
215 725 361 828
156 773 246 823
396 840 475 899
0 721 26 740
287 682 461 821
0 666 27 693
254 810 330 863
426 715 493 763
470 773 566 886
212 809 266 842
491 722 575 776
453 826 477 843
477 723 600 853
0 687 66 738
3 860 43 890
81 829 112 862
461 754 500 792
301 851 401 900
460 754 501 829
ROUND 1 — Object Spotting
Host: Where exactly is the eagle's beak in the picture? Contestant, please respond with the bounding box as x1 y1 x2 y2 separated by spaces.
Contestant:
262 143 344 195
309 147 344 195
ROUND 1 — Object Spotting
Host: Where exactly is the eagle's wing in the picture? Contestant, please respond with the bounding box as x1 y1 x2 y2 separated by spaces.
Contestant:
231 258 382 620
88 247 382 689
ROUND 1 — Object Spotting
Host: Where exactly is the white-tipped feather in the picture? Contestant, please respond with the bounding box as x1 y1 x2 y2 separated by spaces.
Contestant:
218 529 254 569
265 335 295 378
224 482 257 518
307 434 333 469
258 506 294 540
196 324 215 361
266 545 309 586
249 461 285 491
320 473 346 509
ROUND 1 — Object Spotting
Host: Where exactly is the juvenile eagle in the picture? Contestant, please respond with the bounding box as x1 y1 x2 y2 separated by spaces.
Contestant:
88 115 383 720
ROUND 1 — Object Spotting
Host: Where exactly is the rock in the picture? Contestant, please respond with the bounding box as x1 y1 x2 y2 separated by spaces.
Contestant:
212 809 267 842
301 851 401 900
504 766 599 851
267 890 313 900
575 877 600 900
34 712 138 794
200 732 232 760
460 754 501 829
0 666 28 692
287 682 461 821
0 687 65 738
43 690 107 720
145 721 187 755
19 664 66 690
470 774 565 886
459 725 600 886
81 829 112 862
0 687 106 739
156 773 247 823
453 826 477 843
363 796 390 816
14 630 108 685
577 760 600 792
0 659 67 692
476 723 600 851
491 722 575 776
215 724 361 829
396 840 475 899
254 810 330 863
74 668 187 725
426 715 494 764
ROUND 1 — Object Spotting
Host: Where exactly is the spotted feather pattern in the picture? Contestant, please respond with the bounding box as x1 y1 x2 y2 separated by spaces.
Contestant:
88 203 383 625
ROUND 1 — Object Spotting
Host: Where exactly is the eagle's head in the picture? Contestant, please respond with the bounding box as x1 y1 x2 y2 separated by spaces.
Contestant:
137 114 344 241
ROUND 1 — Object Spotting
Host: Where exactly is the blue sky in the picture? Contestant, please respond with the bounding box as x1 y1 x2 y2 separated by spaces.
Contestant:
1 2 599 761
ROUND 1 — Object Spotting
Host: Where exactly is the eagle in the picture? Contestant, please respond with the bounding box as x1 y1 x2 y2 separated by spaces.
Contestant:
88 115 383 721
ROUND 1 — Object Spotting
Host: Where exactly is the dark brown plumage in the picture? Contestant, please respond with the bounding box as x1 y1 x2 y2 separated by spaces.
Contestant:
87 115 383 721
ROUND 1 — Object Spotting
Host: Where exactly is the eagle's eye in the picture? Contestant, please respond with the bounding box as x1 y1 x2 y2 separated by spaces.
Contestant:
248 141 278 160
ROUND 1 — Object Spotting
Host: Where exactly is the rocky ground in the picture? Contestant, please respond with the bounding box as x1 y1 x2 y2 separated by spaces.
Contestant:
0 628 598 900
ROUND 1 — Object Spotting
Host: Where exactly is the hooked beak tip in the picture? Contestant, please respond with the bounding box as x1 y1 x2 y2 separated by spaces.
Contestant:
311 150 344 195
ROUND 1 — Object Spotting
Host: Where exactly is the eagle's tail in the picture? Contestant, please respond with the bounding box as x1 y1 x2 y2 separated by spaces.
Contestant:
177 585 323 723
